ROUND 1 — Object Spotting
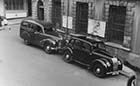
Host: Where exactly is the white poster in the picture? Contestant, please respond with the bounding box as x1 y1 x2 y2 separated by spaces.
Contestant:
62 16 67 27
88 19 106 38
68 16 73 29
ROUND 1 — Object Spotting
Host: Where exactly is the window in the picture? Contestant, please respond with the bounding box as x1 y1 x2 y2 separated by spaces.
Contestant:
32 24 43 33
74 40 82 49
5 0 24 10
21 22 28 27
107 6 126 44
82 42 91 52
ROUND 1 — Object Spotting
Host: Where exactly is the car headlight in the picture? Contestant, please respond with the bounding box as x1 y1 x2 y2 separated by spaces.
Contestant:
117 60 122 65
106 62 111 67
111 58 118 63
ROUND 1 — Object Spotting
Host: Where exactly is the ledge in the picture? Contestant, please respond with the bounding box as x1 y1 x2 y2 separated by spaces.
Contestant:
105 42 131 51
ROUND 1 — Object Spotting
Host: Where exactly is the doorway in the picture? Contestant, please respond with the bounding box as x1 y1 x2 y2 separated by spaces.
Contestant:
76 2 88 34
37 0 44 20
107 5 126 44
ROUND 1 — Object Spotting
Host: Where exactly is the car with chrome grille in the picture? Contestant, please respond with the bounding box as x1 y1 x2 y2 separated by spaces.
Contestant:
62 34 123 78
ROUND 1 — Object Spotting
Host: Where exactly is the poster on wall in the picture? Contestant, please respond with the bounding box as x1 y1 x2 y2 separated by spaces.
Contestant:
62 16 73 29
88 19 106 38
62 16 67 28
68 16 73 29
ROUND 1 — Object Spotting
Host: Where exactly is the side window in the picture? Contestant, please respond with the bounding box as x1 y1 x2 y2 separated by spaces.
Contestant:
32 24 43 33
82 42 91 52
21 21 28 28
74 40 82 49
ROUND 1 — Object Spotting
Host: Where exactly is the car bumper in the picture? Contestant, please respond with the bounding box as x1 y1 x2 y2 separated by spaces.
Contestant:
106 70 121 75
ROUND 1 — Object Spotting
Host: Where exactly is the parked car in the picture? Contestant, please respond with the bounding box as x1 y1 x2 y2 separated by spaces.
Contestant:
20 18 66 54
62 33 123 78
1 16 8 26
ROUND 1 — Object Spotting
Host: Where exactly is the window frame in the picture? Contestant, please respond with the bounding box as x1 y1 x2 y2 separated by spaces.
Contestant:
4 0 24 10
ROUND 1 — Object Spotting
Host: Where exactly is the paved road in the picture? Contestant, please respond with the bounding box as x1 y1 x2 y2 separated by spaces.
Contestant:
0 25 128 86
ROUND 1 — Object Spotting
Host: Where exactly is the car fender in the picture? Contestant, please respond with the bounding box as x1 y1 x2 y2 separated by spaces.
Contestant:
40 38 56 47
63 47 73 54
92 59 108 69
100 58 111 68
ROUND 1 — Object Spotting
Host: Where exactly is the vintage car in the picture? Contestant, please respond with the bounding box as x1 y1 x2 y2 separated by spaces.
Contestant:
20 18 66 54
62 34 123 78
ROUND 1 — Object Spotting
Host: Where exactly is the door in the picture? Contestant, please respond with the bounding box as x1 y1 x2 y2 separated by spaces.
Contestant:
107 5 126 44
76 2 88 34
37 0 44 20
81 42 91 64
52 0 61 29
31 24 45 46
72 40 83 61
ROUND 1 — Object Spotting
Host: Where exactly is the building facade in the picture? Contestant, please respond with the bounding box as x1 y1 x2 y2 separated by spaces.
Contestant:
32 0 140 60
0 0 32 19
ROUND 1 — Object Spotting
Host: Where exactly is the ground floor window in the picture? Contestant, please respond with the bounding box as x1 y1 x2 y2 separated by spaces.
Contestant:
107 5 126 44
5 0 24 10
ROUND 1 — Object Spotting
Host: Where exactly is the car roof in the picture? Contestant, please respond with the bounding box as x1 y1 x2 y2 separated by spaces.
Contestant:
22 18 54 28
70 33 103 44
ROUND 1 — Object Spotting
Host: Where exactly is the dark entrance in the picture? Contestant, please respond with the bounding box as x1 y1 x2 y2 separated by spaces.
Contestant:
107 5 126 44
52 0 61 29
37 0 44 20
27 0 32 16
76 2 88 34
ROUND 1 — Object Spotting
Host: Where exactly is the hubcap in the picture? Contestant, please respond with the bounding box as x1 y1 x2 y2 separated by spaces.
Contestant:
96 68 101 74
131 79 136 86
66 54 70 59
46 46 50 50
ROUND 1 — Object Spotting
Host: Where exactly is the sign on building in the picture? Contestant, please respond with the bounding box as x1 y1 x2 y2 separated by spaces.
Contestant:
88 19 106 38
62 15 73 29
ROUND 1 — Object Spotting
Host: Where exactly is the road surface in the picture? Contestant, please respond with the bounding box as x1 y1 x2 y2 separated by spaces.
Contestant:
0 25 128 86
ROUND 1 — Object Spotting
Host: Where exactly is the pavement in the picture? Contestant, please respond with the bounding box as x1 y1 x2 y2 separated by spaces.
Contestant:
2 18 140 76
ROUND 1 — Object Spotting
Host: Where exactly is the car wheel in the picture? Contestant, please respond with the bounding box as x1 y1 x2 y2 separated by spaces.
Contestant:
127 75 136 86
44 44 53 54
92 62 106 78
63 50 73 63
24 39 30 45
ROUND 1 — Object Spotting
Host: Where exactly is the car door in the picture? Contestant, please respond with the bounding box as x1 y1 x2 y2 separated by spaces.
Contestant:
72 39 84 61
81 42 92 64
32 24 46 46
28 23 36 44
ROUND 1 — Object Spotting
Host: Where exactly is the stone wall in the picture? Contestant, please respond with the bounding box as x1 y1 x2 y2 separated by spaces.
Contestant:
32 0 51 22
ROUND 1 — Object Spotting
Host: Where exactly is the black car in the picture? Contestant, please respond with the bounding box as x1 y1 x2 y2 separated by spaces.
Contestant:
20 18 66 54
62 34 123 78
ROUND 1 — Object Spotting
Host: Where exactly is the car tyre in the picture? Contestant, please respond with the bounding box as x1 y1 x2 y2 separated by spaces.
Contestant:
127 75 136 86
44 43 53 54
92 62 106 78
63 50 73 63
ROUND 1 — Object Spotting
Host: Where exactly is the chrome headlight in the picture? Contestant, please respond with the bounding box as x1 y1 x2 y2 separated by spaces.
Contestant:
106 62 111 67
111 58 118 63
117 59 122 65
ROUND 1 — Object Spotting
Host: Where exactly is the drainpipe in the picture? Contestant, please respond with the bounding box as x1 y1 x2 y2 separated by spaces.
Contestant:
66 0 69 38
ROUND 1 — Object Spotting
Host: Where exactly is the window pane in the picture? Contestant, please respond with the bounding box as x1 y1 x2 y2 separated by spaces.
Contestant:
5 0 24 10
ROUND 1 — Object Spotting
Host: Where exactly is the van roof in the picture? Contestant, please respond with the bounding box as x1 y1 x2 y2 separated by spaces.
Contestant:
23 18 54 28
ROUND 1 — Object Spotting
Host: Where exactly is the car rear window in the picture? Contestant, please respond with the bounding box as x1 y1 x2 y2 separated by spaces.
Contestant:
21 21 28 27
